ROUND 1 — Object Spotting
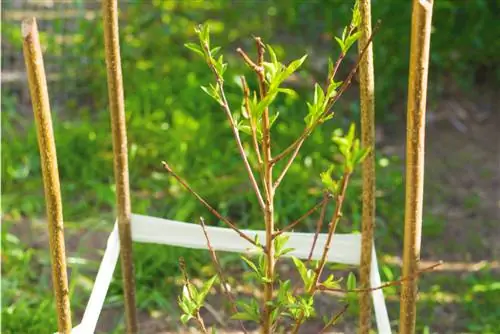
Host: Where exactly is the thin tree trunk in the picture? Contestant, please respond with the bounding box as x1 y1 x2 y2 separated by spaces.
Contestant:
102 0 138 332
358 0 376 332
399 1 434 333
22 17 72 333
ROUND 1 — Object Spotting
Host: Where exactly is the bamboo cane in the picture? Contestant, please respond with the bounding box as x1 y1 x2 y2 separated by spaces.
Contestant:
101 0 138 332
22 17 72 333
399 1 434 333
358 0 376 332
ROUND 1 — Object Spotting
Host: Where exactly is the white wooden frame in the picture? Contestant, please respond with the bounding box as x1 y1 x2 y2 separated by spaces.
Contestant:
66 214 392 333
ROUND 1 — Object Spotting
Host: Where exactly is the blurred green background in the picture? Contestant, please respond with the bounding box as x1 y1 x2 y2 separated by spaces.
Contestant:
2 1 499 333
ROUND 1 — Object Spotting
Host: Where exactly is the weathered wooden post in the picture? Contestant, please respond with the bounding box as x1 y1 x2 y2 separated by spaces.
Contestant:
358 0 376 332
22 17 72 333
102 0 138 332
399 0 434 333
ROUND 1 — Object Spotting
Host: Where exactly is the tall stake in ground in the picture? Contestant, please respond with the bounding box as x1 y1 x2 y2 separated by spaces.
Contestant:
357 0 376 332
22 17 72 333
102 0 138 332
399 0 434 333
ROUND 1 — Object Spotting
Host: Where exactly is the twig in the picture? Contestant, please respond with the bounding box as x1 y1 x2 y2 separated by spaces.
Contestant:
358 0 377 332
240 76 262 165
318 261 442 293
162 161 260 248
291 171 351 334
101 1 138 332
202 44 266 211
306 192 331 265
22 17 72 333
236 48 261 73
272 137 305 190
273 195 331 238
319 304 350 334
400 2 434 332
199 218 249 334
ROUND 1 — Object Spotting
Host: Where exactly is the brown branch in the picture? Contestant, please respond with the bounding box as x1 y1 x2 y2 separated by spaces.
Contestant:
273 195 331 238
199 218 249 334
236 48 261 73
240 76 262 164
358 0 377 332
162 161 260 248
306 192 331 265
318 261 442 293
319 304 350 334
400 1 434 333
272 137 305 190
313 172 351 287
22 17 72 333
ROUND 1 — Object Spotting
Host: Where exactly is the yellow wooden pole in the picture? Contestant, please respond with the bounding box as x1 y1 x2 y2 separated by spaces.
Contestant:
22 17 72 333
102 0 138 332
399 0 434 333
358 0 376 332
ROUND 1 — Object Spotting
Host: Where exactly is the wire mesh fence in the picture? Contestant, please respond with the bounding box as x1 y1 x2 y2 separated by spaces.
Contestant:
2 0 101 111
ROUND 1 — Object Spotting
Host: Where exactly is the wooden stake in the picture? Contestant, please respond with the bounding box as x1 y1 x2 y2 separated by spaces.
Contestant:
102 0 138 332
358 0 376 332
22 17 72 333
399 1 433 333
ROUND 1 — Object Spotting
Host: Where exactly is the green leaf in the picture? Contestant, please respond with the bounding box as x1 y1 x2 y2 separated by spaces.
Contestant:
322 274 341 289
241 256 259 276
283 54 307 78
313 83 325 106
269 112 279 129
255 91 277 118
334 37 345 53
292 257 314 290
344 31 362 53
210 46 221 56
347 272 357 290
267 44 279 66
197 276 217 305
180 313 193 324
184 43 204 57
277 88 298 98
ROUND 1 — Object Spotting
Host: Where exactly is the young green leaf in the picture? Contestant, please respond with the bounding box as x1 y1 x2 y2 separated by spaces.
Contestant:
344 31 362 53
241 256 259 276
180 313 193 324
184 43 205 57
347 272 357 291
197 275 217 305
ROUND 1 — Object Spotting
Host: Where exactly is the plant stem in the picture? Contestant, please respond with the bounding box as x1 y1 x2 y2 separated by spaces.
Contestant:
162 162 260 248
102 1 138 332
306 192 331 265
22 17 72 333
291 171 351 334
273 195 330 238
358 0 376 332
319 304 349 334
199 218 249 334
399 1 434 333
253 36 276 334
319 261 441 294
240 76 263 165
